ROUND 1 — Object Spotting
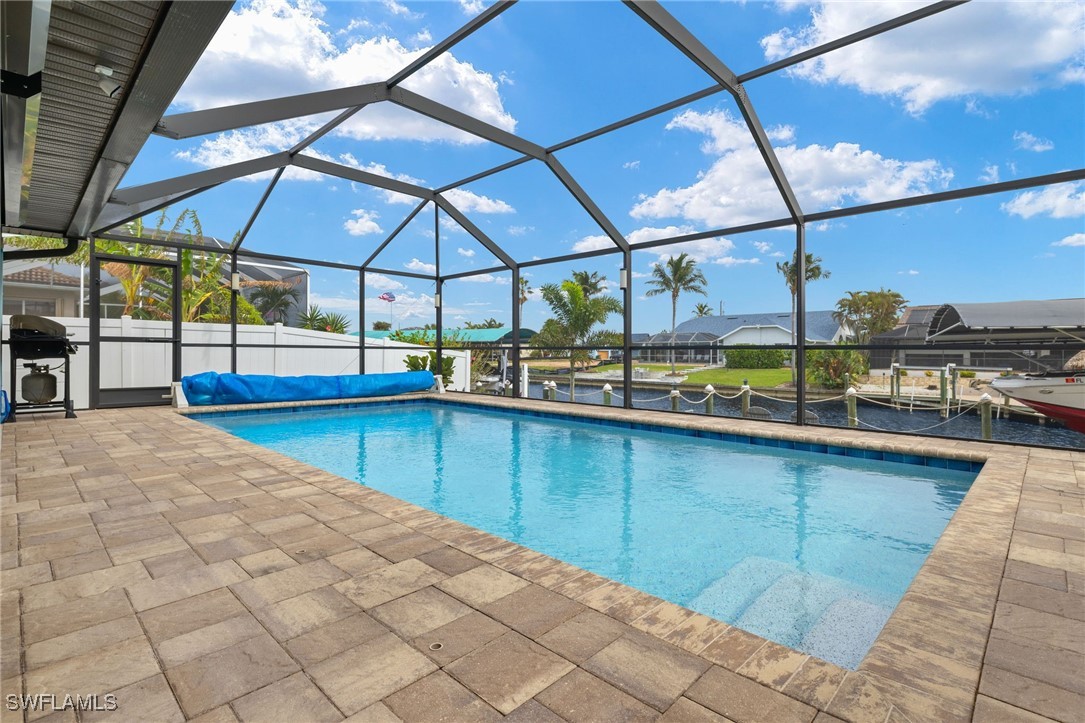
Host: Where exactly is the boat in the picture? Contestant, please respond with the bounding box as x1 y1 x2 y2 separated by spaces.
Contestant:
990 371 1085 433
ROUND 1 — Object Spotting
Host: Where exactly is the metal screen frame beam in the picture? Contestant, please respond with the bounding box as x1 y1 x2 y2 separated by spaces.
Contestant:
110 153 290 206
367 266 436 281
389 87 546 159
154 83 390 140
440 265 509 282
388 0 517 89
93 184 224 234
623 0 803 223
435 195 515 269
232 168 284 252
545 155 629 252
362 200 430 270
292 154 433 200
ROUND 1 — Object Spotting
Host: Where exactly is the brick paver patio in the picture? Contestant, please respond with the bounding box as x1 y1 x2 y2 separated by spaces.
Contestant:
1 394 1082 721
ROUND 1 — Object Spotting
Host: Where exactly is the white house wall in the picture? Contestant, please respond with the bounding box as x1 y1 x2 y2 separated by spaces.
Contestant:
1 316 471 410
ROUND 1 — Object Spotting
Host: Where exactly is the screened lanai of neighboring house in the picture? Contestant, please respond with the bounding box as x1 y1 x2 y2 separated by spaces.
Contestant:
2 0 1084 446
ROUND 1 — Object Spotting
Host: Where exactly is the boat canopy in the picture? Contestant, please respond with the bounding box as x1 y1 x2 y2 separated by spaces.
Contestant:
927 299 1085 343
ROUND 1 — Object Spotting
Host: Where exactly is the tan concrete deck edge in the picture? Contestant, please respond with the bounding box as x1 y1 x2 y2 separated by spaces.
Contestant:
2 398 1081 722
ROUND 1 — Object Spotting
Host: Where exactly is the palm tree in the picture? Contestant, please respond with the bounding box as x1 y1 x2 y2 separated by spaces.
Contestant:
644 253 708 375
518 276 532 316
693 302 714 318
320 312 350 335
571 270 606 298
776 251 831 384
248 281 300 323
537 280 623 370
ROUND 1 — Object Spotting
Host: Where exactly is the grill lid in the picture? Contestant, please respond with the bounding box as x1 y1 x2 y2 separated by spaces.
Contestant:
10 314 67 337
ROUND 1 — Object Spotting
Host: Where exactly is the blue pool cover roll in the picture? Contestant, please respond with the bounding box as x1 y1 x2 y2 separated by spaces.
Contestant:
182 370 435 406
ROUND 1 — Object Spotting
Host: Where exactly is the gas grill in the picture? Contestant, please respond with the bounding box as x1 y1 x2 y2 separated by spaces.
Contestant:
7 315 77 420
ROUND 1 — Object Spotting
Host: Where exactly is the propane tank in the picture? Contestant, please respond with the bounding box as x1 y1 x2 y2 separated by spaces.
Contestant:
22 364 58 404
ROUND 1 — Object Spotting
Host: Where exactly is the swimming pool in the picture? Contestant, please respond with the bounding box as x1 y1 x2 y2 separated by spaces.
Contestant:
200 400 976 668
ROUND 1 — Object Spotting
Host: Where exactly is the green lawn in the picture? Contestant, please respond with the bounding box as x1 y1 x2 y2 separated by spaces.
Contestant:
683 368 792 387
592 362 699 373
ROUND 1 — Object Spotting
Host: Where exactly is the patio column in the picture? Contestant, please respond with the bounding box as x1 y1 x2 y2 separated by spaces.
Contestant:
794 223 807 425
512 265 521 398
623 248 633 409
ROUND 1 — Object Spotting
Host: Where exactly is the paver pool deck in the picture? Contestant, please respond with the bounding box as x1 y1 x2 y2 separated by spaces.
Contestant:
1 393 1082 722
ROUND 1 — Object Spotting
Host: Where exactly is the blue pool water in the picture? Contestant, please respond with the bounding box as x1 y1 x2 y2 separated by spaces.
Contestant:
202 402 975 668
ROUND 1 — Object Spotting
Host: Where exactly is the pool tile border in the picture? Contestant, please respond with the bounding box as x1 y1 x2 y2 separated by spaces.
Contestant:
185 393 985 473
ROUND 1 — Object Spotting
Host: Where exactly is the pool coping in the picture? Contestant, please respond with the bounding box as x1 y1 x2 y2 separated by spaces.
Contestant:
178 391 1034 720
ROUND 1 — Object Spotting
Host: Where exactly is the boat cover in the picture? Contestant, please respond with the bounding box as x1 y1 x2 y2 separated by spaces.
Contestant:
182 370 434 406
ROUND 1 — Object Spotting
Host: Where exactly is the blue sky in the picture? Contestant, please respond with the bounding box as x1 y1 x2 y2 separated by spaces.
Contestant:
119 0 1085 334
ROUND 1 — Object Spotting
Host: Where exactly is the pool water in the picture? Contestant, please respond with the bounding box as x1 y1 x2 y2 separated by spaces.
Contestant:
203 402 975 668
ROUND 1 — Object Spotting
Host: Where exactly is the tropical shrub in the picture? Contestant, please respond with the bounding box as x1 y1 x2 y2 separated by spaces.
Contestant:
405 351 455 386
806 348 869 389
959 370 976 378
723 346 787 369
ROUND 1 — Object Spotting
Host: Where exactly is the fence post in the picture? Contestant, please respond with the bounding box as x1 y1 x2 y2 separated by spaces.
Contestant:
504 381 513 397
704 385 714 415
569 372 576 403
979 393 993 440
670 389 681 412
846 386 858 428
522 364 529 397
741 381 750 417
603 383 612 406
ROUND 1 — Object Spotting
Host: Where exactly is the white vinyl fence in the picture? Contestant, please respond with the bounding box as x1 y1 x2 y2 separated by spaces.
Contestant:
2 316 470 410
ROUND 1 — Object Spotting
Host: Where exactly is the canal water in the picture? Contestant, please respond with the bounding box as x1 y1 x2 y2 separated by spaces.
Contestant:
524 382 1085 450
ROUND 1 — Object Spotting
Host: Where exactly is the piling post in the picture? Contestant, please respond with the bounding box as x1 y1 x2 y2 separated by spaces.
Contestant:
704 385 714 415
569 372 576 403
939 367 948 418
504 381 513 397
603 383 612 406
979 393 993 440
947 363 957 406
670 389 681 412
890 363 899 408
741 381 751 417
846 386 858 428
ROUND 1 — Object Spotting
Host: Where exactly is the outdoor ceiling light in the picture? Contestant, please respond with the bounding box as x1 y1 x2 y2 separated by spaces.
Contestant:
619 268 629 290
94 64 121 98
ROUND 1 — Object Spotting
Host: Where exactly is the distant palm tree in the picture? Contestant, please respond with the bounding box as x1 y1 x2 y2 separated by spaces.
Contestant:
519 277 532 316
571 270 606 298
248 282 300 323
320 312 350 335
298 304 324 330
693 302 714 318
776 251 831 383
645 253 708 375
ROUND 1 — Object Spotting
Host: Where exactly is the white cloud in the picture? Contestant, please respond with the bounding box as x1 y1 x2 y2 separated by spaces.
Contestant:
174 0 515 151
308 292 358 311
760 1 1085 114
382 0 417 18
442 188 515 213
497 71 514 86
1013 130 1055 153
752 241 772 253
364 271 405 291
713 256 761 267
404 258 436 274
439 216 466 234
456 247 475 257
632 109 952 227
1053 233 1085 247
623 160 641 170
897 269 920 276
412 28 432 44
344 209 382 236
456 0 486 15
507 225 534 236
572 235 616 253
979 164 1000 184
1001 182 1085 219
460 274 510 285
626 226 695 245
